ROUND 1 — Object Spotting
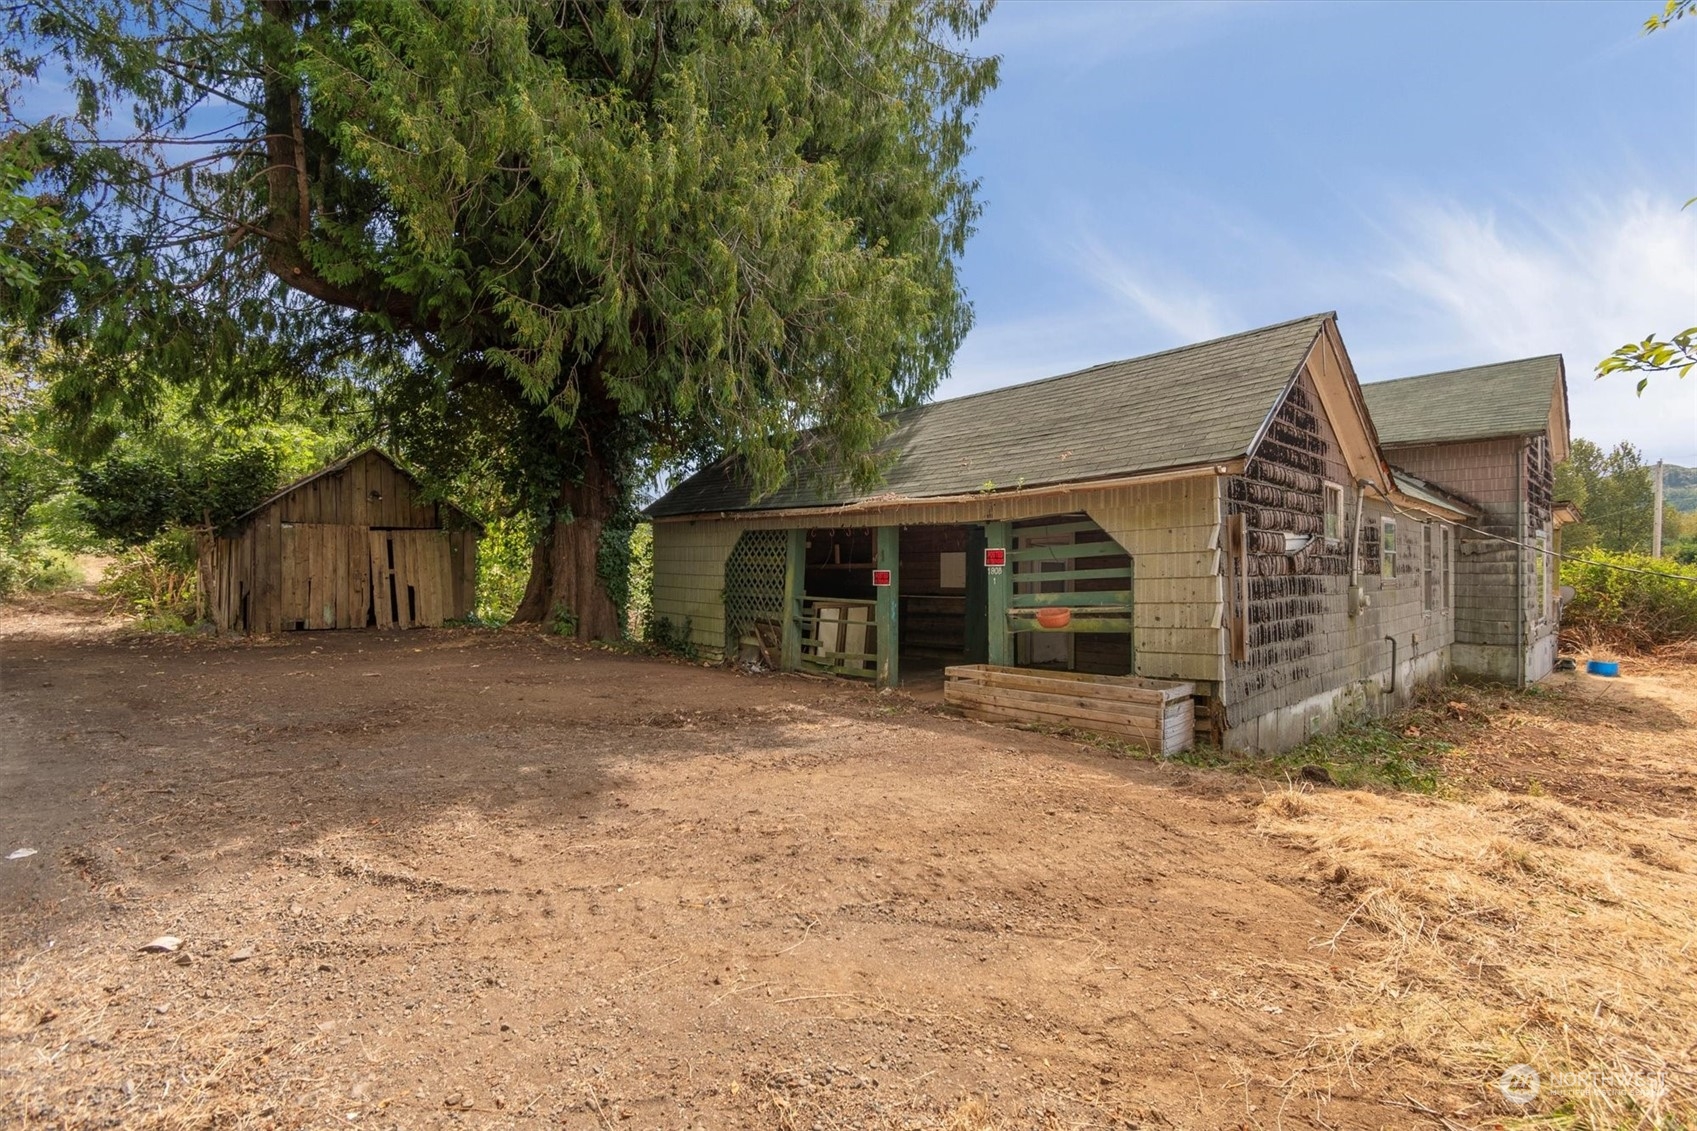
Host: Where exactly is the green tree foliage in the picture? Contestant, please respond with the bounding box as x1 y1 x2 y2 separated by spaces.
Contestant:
4 0 997 639
1644 0 1696 31
1555 438 1666 553
0 355 83 593
1598 327 1696 394
76 443 280 544
1557 438 1653 552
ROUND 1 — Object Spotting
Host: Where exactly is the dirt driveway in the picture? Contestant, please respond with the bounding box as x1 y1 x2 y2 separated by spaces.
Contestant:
2 593 1692 1129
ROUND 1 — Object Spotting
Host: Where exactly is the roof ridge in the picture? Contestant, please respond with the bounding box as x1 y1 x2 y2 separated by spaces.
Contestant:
1367 354 1563 387
911 311 1335 413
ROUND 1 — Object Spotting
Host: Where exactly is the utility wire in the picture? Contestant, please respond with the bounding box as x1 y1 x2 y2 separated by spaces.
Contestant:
1365 483 1697 585
1456 524 1697 584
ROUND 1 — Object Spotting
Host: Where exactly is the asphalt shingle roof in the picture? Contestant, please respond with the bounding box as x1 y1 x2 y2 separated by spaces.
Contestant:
1363 356 1562 448
647 313 1332 517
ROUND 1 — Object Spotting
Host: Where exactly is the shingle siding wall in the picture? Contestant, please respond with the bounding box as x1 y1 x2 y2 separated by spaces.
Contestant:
1387 435 1556 684
1219 369 1457 751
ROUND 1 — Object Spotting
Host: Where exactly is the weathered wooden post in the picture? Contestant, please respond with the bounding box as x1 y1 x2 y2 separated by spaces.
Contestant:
985 520 1011 666
781 527 805 671
875 525 900 687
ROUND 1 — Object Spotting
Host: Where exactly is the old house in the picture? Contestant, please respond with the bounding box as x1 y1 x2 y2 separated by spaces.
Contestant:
203 448 480 634
645 313 1479 752
1362 358 1572 686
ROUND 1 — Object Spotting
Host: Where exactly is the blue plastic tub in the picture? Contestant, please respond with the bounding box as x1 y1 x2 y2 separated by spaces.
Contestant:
1586 660 1620 677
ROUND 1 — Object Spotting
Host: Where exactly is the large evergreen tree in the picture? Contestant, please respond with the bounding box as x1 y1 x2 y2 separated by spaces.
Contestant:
3 0 997 635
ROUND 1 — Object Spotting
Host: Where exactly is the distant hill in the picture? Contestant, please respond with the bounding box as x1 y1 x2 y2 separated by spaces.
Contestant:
1665 464 1697 513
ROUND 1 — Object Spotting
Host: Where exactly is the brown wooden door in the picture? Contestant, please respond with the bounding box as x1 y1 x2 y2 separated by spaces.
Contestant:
281 523 373 630
371 530 454 628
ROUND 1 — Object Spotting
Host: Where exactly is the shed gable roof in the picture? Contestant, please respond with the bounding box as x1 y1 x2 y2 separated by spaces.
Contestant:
227 447 482 532
1362 356 1568 456
648 313 1334 518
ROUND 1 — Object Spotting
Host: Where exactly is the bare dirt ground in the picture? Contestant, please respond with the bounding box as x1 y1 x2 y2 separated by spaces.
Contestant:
2 590 1693 1130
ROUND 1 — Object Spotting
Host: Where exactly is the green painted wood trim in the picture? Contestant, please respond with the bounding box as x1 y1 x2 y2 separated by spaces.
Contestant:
965 524 988 664
780 527 804 671
1009 590 1134 609
1011 565 1132 585
1008 520 1101 539
985 520 1011 666
1127 557 1136 674
1007 615 1134 634
876 525 900 688
800 660 878 679
1007 541 1128 563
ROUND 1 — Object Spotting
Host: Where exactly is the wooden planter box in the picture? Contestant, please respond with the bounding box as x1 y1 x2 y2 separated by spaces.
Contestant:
944 664 1195 755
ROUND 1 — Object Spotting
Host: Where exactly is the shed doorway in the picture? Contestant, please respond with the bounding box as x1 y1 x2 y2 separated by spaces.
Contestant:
896 524 982 677
799 527 879 678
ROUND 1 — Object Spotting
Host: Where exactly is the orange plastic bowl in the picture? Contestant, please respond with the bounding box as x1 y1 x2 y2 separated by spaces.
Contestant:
1035 607 1072 629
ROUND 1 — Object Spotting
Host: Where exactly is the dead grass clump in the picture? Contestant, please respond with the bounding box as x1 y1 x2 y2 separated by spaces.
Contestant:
1258 787 1697 1127
1261 783 1313 820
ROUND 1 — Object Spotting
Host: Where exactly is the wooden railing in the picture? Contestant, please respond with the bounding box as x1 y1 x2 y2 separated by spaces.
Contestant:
797 597 879 679
1006 522 1133 634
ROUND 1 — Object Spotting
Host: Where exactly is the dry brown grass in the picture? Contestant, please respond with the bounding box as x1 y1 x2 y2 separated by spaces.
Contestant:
0 947 284 1129
1258 784 1697 1129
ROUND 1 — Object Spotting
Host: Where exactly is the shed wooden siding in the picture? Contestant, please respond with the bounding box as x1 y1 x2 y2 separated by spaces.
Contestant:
205 450 477 634
1219 367 1457 744
266 450 445 529
648 475 1223 681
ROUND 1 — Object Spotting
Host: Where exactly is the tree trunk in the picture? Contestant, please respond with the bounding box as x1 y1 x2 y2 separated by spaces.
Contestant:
510 452 623 640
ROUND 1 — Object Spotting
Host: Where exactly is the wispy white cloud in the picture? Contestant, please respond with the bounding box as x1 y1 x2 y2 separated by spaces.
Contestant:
950 183 1697 463
1360 191 1697 462
1067 232 1233 344
977 1 1295 73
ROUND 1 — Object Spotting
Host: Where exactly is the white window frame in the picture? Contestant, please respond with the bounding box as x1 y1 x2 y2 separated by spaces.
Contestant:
1422 522 1435 612
1380 517 1397 581
1441 526 1452 611
1323 481 1344 542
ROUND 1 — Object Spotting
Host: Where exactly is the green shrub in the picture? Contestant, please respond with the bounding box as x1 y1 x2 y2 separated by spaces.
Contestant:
0 541 80 597
474 515 535 624
626 523 653 638
1560 548 1697 649
99 527 199 625
643 612 698 661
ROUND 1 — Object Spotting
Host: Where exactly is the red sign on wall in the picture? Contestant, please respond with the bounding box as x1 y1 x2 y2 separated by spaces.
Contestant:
872 569 892 587
984 548 1007 567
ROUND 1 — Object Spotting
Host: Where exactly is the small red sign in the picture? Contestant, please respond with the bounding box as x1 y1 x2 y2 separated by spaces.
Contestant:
984 548 1007 567
872 569 892 587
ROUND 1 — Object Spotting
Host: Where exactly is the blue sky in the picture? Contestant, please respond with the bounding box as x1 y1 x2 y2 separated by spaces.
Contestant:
940 0 1697 465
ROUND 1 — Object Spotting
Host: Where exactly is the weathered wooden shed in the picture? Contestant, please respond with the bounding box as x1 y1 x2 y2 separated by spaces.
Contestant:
204 448 479 633
644 313 1485 753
